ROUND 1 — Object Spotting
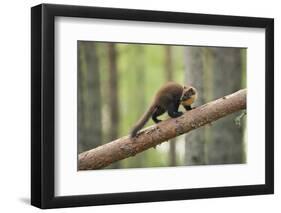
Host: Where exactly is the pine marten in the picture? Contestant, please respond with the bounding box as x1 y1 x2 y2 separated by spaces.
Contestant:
130 82 197 138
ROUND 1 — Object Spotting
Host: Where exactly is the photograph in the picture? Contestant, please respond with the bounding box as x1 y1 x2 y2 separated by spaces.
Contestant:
77 41 247 170
30 3 273 208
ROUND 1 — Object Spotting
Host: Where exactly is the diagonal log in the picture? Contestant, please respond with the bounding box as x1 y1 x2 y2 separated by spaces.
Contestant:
79 89 247 170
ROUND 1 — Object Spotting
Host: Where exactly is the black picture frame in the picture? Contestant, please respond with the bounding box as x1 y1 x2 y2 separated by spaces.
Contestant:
31 3 274 209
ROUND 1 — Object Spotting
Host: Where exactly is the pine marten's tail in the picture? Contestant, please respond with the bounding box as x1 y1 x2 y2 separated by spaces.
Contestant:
130 104 156 138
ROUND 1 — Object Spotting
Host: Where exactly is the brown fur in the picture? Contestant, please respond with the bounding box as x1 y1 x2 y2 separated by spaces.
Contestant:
130 82 197 138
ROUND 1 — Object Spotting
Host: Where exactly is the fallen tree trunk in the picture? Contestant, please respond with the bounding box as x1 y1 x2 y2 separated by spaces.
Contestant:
79 89 247 170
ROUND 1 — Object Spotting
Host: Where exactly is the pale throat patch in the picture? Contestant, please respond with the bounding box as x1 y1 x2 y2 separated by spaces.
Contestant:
181 94 197 106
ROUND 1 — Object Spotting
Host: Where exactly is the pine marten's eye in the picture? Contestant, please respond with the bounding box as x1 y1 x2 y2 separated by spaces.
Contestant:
188 89 194 95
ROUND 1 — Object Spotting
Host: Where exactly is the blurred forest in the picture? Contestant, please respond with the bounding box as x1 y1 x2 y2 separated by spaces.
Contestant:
78 41 247 169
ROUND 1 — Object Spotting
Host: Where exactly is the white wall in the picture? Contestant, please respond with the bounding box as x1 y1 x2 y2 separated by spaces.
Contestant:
0 0 279 212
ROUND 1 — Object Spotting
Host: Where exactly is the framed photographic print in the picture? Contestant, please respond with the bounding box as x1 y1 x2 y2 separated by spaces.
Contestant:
31 3 274 209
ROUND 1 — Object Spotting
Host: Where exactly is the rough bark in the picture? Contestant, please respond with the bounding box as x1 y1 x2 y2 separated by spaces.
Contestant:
79 89 246 170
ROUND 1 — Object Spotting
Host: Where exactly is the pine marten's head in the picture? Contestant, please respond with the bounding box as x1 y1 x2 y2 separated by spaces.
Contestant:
180 86 197 106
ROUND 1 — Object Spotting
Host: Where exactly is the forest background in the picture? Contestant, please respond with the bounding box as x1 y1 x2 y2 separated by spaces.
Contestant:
77 41 247 169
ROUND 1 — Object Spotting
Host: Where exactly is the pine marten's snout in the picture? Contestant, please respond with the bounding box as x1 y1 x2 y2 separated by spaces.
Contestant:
181 93 191 102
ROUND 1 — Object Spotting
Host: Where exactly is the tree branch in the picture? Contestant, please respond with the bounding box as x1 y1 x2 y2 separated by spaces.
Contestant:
79 89 247 170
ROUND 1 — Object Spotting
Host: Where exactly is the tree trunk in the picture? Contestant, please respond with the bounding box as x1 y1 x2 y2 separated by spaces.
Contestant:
240 48 247 163
78 42 85 153
165 46 177 166
107 43 120 168
184 47 207 165
79 89 246 170
108 43 119 142
78 41 102 153
206 47 243 164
